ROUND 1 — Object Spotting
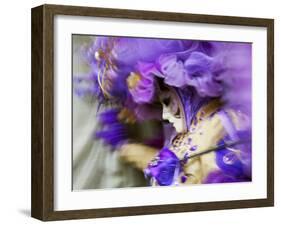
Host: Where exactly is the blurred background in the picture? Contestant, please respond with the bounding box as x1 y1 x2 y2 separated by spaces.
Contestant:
72 35 147 190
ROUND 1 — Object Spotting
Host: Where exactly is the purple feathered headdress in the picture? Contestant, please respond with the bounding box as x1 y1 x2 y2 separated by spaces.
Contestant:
74 36 252 146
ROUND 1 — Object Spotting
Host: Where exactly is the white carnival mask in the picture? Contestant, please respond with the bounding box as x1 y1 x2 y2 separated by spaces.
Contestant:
160 89 185 133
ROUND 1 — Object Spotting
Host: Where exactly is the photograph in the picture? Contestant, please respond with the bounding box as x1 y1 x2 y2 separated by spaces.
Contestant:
72 35 252 190
31 4 273 220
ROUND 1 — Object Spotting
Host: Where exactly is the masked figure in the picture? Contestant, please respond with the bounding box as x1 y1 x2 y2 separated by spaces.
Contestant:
74 36 252 186
144 85 251 185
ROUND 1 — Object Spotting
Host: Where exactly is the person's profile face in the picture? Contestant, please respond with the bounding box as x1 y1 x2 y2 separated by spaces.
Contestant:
159 89 185 133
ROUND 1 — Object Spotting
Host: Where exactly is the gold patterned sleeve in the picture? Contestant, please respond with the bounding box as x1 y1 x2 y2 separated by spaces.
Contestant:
119 143 158 170
169 101 227 185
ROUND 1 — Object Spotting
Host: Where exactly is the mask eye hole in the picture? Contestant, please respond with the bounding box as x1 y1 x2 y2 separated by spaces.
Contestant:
162 97 171 106
161 95 181 119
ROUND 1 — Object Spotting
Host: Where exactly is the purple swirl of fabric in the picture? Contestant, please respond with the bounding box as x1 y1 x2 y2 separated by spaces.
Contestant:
127 62 157 104
155 51 224 97
204 130 252 183
95 109 128 147
144 147 181 186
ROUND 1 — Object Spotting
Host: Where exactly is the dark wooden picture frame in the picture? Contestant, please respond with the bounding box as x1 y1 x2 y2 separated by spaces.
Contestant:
31 4 274 221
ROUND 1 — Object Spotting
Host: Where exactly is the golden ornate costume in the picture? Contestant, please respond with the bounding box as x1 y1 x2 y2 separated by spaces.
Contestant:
148 99 251 186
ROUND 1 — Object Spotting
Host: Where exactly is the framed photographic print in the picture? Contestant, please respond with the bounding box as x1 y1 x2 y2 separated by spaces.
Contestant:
31 4 274 221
